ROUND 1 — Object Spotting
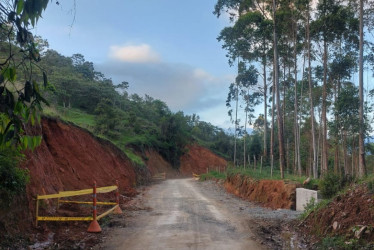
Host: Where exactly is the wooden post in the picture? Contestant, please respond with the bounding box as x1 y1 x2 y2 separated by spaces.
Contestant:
260 156 263 173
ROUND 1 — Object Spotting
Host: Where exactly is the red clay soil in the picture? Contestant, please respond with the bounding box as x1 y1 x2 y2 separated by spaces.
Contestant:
1 117 147 248
224 174 300 209
180 144 227 176
145 150 180 178
299 184 374 244
24 118 141 200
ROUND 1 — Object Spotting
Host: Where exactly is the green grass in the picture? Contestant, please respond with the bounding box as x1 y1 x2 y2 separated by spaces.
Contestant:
42 105 145 167
200 170 226 181
43 106 95 131
122 148 145 167
225 166 317 186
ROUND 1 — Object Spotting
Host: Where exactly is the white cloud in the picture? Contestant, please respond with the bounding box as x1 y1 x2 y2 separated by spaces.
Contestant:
96 60 232 113
109 44 160 63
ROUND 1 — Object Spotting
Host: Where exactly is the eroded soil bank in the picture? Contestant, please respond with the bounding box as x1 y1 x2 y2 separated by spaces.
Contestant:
0 117 228 248
180 144 227 176
299 184 374 247
224 174 301 210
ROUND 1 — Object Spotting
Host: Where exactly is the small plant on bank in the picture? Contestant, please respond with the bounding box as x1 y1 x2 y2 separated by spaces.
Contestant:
0 148 29 208
319 172 343 199
200 170 226 181
299 198 330 220
367 178 374 194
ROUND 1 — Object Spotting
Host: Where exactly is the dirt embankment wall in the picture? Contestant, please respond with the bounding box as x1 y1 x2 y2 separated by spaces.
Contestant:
224 174 300 209
145 150 180 178
24 118 144 199
1 118 148 239
180 145 227 176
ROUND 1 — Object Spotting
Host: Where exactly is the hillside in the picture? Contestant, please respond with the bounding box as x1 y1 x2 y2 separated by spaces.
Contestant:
0 117 227 247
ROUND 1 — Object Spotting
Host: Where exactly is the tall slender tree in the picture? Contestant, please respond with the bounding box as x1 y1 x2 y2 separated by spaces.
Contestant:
358 0 367 177
273 0 285 178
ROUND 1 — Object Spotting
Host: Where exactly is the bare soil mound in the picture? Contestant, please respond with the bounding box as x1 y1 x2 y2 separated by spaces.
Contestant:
180 144 227 176
299 184 374 245
224 174 300 209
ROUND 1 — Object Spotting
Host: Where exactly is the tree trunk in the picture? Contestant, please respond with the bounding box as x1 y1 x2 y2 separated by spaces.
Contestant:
271 71 275 173
234 77 239 167
263 60 268 159
322 38 328 175
273 0 285 178
343 131 348 176
307 6 317 179
293 20 301 176
244 99 248 169
334 82 339 175
358 0 367 178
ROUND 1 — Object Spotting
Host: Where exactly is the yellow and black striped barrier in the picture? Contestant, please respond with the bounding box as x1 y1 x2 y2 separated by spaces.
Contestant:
36 180 122 233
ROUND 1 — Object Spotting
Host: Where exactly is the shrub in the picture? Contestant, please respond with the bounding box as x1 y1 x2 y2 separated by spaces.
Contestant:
319 172 342 199
0 148 29 207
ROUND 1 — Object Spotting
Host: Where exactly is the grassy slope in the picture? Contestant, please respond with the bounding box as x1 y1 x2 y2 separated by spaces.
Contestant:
42 105 145 166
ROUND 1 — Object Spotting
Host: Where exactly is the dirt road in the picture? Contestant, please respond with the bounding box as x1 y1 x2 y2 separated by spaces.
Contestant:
96 179 264 249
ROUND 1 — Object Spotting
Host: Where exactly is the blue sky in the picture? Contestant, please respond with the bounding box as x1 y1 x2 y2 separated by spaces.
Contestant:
34 0 254 129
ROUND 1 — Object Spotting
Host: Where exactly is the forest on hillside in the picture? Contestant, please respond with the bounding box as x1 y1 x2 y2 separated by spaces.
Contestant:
214 0 374 179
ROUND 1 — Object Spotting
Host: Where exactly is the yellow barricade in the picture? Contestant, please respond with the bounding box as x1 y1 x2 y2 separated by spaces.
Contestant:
152 172 166 180
35 181 122 233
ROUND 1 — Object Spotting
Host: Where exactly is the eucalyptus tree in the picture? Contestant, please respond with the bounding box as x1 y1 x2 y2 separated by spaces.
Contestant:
358 0 367 177
311 0 358 175
272 0 286 178
216 0 273 160
304 0 318 178
236 62 261 168
226 74 241 166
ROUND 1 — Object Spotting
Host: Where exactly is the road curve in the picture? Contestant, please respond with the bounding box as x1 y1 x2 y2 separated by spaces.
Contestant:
98 179 264 250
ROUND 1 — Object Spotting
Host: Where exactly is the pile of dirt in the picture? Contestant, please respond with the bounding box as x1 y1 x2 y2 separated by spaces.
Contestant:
299 184 374 245
180 144 227 176
224 174 300 209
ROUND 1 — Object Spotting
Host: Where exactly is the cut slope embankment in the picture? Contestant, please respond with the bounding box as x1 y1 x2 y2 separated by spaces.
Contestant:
180 144 227 176
299 184 374 245
224 174 300 209
1 117 148 245
24 118 144 201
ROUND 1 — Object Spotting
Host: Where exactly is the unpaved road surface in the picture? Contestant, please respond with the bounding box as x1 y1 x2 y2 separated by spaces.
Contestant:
95 179 304 250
